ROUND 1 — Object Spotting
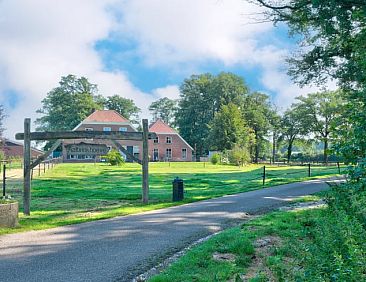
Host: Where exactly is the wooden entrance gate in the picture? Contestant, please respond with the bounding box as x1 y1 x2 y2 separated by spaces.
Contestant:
15 118 156 215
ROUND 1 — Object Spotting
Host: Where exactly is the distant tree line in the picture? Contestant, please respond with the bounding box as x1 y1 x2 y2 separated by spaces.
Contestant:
35 73 347 164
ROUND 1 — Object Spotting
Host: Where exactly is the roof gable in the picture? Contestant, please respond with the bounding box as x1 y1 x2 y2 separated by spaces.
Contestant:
149 119 177 134
83 110 129 123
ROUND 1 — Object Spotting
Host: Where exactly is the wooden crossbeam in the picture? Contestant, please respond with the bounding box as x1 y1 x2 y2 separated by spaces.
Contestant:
111 140 142 165
15 131 157 141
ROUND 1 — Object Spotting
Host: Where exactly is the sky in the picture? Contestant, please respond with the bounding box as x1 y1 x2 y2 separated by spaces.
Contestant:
0 0 334 139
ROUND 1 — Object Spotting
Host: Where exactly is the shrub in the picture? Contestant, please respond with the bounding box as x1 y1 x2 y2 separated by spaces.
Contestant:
210 153 220 165
104 149 125 166
291 183 366 281
228 144 250 166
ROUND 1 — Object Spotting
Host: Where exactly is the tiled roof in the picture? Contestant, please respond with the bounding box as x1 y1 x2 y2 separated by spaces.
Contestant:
83 110 129 123
149 119 177 133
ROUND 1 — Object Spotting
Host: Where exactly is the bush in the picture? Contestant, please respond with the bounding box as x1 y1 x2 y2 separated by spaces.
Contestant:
104 149 125 166
228 145 250 166
292 183 366 281
210 153 220 165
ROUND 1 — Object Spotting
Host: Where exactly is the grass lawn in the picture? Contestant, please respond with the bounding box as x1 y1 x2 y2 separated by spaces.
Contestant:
1 162 343 235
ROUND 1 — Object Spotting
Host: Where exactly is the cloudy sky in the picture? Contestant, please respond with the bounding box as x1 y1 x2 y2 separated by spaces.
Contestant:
0 0 330 139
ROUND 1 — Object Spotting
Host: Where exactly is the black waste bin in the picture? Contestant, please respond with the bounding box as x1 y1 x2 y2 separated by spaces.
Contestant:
172 177 184 201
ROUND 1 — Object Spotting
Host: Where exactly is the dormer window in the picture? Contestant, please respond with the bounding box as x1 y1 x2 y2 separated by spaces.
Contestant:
166 136 172 144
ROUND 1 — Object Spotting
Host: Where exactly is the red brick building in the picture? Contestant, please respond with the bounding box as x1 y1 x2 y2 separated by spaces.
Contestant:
149 119 193 161
1 139 43 159
61 110 193 162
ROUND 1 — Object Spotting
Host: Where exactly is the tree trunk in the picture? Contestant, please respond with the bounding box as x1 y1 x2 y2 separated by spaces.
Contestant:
255 133 260 163
287 141 293 164
272 131 276 164
324 138 328 165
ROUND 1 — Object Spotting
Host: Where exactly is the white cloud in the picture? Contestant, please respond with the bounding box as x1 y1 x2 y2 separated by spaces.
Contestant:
152 85 180 100
118 0 271 66
0 0 157 138
0 0 336 140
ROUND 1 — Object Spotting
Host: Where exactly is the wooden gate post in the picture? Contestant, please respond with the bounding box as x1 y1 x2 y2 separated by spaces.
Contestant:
23 118 31 215
142 119 149 204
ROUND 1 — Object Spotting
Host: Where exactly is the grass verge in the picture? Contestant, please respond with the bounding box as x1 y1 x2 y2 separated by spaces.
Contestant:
150 184 366 281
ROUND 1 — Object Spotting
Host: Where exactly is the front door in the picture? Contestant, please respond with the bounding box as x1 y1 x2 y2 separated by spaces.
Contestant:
126 146 134 162
153 149 159 161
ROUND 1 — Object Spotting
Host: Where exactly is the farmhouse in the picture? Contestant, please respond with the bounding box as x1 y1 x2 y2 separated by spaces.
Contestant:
149 119 193 161
1 138 43 159
61 110 193 162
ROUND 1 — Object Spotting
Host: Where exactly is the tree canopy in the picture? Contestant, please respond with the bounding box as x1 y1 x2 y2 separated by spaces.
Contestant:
149 97 178 126
36 75 102 131
176 72 250 157
104 95 140 124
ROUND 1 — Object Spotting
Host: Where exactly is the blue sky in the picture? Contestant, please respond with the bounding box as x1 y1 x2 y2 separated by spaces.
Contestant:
0 0 326 138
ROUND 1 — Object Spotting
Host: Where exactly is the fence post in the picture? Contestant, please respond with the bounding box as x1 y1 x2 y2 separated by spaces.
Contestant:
262 165 266 186
2 163 5 197
337 162 341 174
308 163 311 177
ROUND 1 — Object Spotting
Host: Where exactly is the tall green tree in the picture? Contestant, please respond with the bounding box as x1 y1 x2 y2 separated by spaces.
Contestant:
293 91 344 163
149 97 178 126
209 103 251 151
176 74 214 158
243 92 273 163
253 0 366 166
104 95 140 124
279 107 305 163
36 75 102 131
176 72 249 157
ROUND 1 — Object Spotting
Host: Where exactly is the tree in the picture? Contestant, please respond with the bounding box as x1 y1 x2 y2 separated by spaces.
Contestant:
149 97 178 126
243 92 273 163
36 75 102 132
293 91 345 163
252 0 366 165
279 107 305 163
104 95 140 124
176 72 250 157
209 103 250 151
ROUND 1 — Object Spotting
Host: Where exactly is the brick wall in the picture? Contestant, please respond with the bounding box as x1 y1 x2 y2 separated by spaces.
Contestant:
149 133 193 162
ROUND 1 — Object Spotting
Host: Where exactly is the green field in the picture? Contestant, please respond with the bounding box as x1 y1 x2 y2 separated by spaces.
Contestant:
1 162 343 235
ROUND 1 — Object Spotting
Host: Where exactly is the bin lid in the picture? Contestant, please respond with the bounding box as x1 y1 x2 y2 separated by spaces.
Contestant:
172 177 183 183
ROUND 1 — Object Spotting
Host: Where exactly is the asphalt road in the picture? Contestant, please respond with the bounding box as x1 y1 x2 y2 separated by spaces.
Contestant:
0 178 333 282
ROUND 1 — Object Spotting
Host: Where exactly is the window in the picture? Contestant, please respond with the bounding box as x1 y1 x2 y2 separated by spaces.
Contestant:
153 136 159 144
119 127 127 132
166 148 172 160
182 148 187 159
85 128 93 131
166 136 172 144
103 127 111 132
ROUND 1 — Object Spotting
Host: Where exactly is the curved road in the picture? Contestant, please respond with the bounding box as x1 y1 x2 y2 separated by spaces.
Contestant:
0 178 333 282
